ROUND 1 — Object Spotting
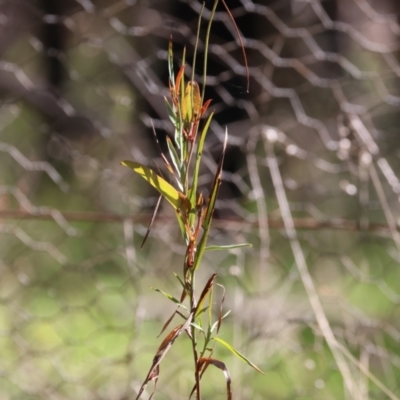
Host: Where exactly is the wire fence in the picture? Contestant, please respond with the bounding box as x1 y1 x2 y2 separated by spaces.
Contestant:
0 0 400 399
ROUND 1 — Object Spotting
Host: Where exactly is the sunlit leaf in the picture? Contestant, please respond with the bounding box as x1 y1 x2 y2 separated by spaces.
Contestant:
164 97 177 126
149 119 175 177
168 37 175 89
121 160 190 214
182 81 201 122
210 320 219 333
173 272 186 291
214 337 264 374
166 136 183 190
150 287 188 309
191 322 204 332
176 65 185 100
195 306 209 318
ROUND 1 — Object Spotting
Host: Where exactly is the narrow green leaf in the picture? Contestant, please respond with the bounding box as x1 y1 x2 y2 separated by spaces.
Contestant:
189 111 214 224
195 306 209 318
181 48 186 104
121 160 191 215
208 269 214 325
203 128 227 227
191 322 204 332
193 128 228 272
216 282 226 334
168 38 175 88
182 81 201 122
210 320 219 333
173 272 186 291
149 287 188 310
214 337 264 374
166 136 183 191
205 243 252 251
164 97 177 127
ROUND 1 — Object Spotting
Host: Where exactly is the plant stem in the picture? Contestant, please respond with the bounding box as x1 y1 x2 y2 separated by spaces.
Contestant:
192 2 205 83
189 270 201 400
191 324 201 400
201 0 219 103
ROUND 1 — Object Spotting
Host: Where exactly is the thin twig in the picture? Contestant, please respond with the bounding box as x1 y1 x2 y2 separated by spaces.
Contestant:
201 0 219 103
220 0 249 92
265 141 360 399
0 209 397 234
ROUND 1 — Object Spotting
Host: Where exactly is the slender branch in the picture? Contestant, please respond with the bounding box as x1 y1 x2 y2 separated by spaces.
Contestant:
0 209 396 234
201 0 219 103
192 2 205 82
191 321 201 400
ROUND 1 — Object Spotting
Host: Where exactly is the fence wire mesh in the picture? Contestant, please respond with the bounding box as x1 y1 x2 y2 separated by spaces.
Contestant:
0 0 400 399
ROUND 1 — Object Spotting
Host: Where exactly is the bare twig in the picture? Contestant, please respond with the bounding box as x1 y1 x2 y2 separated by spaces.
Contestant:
0 209 397 234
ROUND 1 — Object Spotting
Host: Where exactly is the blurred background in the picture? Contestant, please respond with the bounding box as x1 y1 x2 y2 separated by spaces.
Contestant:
0 0 400 399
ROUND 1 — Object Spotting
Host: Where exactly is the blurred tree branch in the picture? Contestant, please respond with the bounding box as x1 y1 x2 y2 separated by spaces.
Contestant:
0 208 396 234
